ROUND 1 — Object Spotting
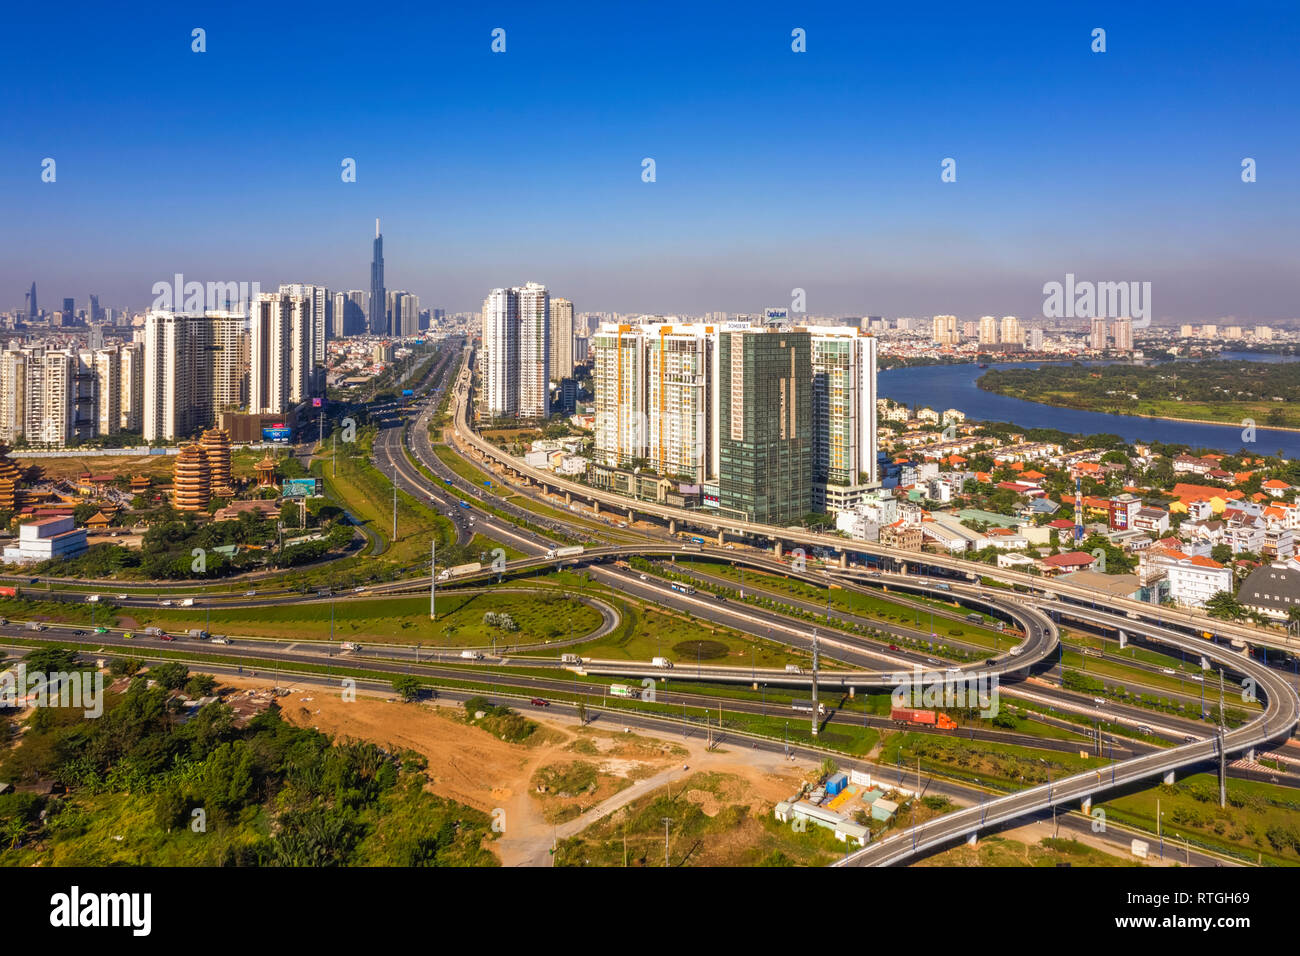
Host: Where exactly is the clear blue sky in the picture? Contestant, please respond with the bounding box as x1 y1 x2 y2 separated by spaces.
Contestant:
3 1 1297 321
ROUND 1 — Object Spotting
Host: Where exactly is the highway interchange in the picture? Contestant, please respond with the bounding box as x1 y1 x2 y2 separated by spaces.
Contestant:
5 338 1300 867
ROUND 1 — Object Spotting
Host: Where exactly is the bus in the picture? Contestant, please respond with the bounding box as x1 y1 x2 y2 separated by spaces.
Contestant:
670 583 696 595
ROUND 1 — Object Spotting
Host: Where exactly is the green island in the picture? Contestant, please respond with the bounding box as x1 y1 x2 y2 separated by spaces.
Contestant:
978 360 1300 430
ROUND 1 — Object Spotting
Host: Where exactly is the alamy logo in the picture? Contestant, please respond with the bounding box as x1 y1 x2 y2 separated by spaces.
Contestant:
1042 272 1151 327
0 663 103 718
49 886 151 936
150 273 261 312
891 665 999 718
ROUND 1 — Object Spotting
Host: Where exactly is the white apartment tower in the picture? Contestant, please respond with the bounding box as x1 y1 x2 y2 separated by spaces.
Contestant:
550 296 575 381
143 311 248 441
481 288 520 418
517 281 551 418
809 327 878 513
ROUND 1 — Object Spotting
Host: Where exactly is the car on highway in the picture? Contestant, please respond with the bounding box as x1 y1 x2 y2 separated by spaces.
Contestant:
530 698 549 707
353 586 365 593
159 633 175 641
639 574 648 581
1093 697 1106 706
724 544 735 550
122 631 133 639
926 657 940 665
1161 668 1176 675
95 626 108 634
245 590 257 597
985 657 997 665
116 594 128 599
888 644 899 651
159 599 173 607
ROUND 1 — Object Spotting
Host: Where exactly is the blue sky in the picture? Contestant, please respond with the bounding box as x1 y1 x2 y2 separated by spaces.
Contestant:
2 1 1297 320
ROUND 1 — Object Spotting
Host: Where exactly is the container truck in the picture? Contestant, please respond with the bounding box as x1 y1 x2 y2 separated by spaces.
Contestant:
609 684 637 698
784 664 803 674
890 707 957 730
460 650 485 660
144 626 163 637
560 653 581 664
546 546 583 559
187 629 209 639
179 598 195 607
1007 645 1024 656
651 657 673 669
791 699 826 716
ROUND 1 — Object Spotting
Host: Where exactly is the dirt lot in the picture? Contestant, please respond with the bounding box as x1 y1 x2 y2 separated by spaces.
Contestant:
213 675 812 866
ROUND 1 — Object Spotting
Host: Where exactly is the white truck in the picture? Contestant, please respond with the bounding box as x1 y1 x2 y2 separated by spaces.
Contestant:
210 636 231 645
785 664 803 674
546 545 583 559
460 650 485 660
86 594 101 603
651 657 673 669
179 598 195 607
560 653 581 664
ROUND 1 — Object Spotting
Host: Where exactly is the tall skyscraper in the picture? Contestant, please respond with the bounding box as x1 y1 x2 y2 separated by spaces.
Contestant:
517 281 550 418
715 326 812 525
809 327 878 513
92 347 121 437
143 311 248 441
26 282 37 322
591 323 647 469
251 292 312 413
279 283 329 371
647 324 712 481
550 297 574 381
369 219 386 335
482 288 520 418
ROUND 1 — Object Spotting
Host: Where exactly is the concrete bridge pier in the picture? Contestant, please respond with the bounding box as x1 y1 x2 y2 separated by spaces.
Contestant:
717 530 725 546
839 552 848 569
1081 795 1092 815
626 508 635 523
966 832 978 847
1163 770 1176 785
774 541 783 559
1246 747 1256 761
668 519 677 535
1118 629 1126 649
565 491 572 505
592 500 600 515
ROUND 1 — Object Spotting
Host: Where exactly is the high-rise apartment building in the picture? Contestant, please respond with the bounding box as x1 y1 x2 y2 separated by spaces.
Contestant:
1090 316 1109 350
1000 315 1022 347
977 315 1000 346
280 283 329 365
1111 317 1134 352
550 297 574 380
119 341 144 432
591 323 648 468
931 314 960 347
92 347 121 437
482 288 520 418
143 311 248 442
715 326 811 525
517 282 550 418
389 290 420 337
0 348 25 444
808 327 878 513
250 292 312 413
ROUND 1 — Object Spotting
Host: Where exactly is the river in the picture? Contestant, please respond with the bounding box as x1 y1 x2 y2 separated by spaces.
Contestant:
877 352 1300 457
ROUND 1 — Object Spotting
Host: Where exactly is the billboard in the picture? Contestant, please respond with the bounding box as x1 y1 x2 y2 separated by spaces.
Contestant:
281 477 323 497
262 427 292 443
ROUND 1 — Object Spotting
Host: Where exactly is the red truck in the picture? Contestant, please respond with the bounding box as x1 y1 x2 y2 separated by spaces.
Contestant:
0 586 17 598
891 707 957 730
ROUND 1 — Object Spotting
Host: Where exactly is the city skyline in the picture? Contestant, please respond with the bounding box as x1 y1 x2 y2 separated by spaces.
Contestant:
3 4 1298 321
